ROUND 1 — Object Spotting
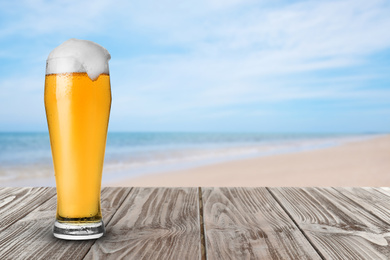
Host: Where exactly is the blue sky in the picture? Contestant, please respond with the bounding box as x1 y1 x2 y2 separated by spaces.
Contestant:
0 0 389 133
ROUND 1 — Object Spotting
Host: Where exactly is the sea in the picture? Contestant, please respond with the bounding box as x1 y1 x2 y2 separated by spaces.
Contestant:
0 132 380 186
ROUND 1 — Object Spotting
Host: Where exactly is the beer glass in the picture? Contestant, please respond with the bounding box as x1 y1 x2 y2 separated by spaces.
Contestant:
45 57 111 240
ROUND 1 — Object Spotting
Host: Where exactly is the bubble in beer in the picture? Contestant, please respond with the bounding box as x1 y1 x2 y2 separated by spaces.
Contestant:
46 38 111 81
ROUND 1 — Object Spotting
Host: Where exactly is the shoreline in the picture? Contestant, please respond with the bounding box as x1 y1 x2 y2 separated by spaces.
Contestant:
108 134 390 187
101 134 374 184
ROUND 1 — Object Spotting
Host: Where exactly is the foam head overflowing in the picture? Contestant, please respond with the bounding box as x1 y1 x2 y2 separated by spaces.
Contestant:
46 39 111 81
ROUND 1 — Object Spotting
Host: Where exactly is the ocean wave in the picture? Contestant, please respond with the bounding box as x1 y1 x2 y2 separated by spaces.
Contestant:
0 132 379 186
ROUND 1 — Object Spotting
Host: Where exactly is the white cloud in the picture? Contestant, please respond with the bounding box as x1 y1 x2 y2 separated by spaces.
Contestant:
1 0 390 130
105 0 390 115
0 0 111 37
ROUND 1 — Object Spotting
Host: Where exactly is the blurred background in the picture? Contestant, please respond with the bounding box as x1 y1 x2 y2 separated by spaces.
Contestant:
0 0 389 186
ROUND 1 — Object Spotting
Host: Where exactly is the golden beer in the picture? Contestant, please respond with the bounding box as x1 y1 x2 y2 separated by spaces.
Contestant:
45 72 111 221
45 39 111 240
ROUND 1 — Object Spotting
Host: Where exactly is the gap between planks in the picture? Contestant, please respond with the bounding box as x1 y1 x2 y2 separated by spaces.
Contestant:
80 187 134 260
270 187 390 259
0 187 56 232
330 187 390 225
266 187 326 260
198 187 207 260
0 187 132 260
201 187 323 259
83 187 202 259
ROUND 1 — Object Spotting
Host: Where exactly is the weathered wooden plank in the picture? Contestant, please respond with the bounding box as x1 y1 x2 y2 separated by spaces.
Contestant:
84 187 202 260
377 187 390 197
0 187 56 232
0 186 12 195
270 187 390 260
0 187 131 260
333 187 390 224
202 187 321 260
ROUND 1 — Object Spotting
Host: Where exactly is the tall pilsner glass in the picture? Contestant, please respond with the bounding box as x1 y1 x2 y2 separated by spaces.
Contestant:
44 58 111 240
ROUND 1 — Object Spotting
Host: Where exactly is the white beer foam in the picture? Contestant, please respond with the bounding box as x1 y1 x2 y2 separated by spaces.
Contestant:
46 39 111 80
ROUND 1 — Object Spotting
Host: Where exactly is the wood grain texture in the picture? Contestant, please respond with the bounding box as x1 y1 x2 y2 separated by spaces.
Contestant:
84 187 202 260
379 187 390 193
333 187 390 224
0 187 55 232
376 187 390 199
202 187 321 260
0 187 131 260
0 187 12 196
270 187 390 260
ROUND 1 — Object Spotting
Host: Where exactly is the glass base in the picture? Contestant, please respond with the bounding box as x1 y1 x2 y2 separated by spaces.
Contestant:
53 220 105 240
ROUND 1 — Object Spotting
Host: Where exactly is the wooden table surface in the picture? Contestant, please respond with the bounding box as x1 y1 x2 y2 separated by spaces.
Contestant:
1 187 390 259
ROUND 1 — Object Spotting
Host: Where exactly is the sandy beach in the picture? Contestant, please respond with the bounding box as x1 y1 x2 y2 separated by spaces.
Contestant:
109 134 390 187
